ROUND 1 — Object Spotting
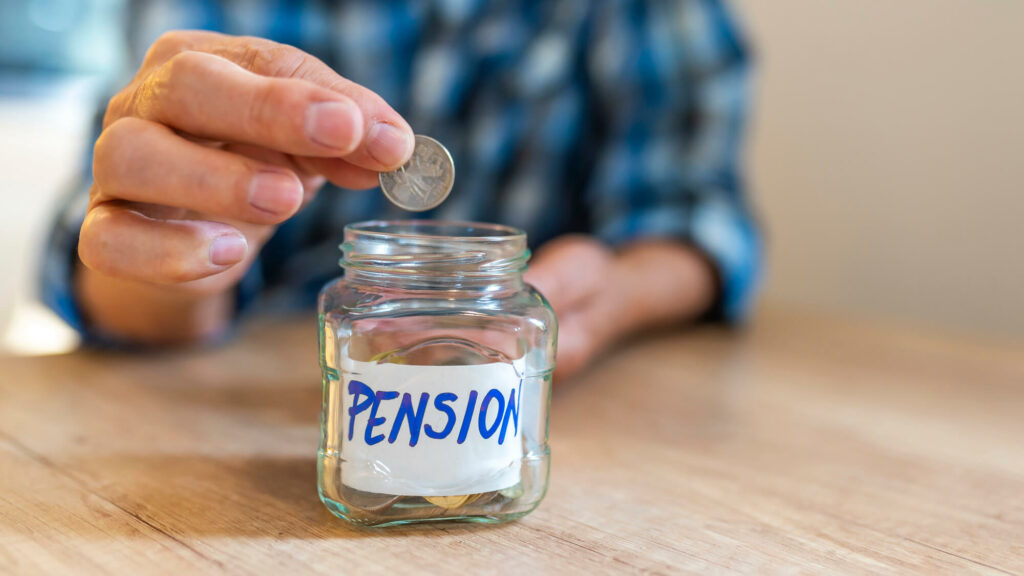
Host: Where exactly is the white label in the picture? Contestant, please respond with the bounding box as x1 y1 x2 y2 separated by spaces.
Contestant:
340 357 525 496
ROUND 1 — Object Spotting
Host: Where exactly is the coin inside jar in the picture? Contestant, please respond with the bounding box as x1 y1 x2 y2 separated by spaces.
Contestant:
378 135 455 211
424 494 482 509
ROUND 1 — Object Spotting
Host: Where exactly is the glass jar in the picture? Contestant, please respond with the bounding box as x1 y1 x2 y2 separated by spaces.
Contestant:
317 220 556 526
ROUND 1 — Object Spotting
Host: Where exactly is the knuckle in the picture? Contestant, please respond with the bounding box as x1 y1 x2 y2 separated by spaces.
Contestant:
145 30 196 66
237 41 275 74
164 49 206 74
151 30 187 54
252 79 314 139
160 49 205 90
114 35 203 124
104 73 164 124
244 82 274 134
193 158 251 217
232 37 305 77
93 117 127 167
125 76 163 121
77 208 115 273
102 87 132 129
139 50 205 122
246 80 301 140
91 130 116 187
87 183 103 204
92 117 146 188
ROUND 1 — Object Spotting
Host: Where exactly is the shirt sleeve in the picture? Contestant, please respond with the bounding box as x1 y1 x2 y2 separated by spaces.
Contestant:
39 173 92 337
585 0 762 322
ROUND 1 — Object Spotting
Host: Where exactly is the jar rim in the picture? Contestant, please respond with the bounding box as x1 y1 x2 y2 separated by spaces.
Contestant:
344 220 526 242
340 220 530 279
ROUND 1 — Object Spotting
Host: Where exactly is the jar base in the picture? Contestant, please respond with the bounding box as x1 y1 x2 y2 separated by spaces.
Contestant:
317 451 549 527
319 495 537 527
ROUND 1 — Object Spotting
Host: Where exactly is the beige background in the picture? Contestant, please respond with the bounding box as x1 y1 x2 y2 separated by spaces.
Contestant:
735 0 1024 340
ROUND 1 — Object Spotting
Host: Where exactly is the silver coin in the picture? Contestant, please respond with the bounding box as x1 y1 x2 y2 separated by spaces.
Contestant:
378 135 455 211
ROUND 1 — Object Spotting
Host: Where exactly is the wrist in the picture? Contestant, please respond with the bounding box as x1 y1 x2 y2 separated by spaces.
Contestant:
613 240 716 335
75 262 235 345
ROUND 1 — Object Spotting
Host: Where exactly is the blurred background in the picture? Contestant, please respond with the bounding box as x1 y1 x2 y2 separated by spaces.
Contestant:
736 0 1024 342
0 0 1022 355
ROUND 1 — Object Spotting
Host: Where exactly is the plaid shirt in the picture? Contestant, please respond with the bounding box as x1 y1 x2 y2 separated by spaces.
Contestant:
43 0 761 338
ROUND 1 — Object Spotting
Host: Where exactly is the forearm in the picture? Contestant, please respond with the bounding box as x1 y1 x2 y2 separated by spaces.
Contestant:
614 240 717 336
75 262 234 345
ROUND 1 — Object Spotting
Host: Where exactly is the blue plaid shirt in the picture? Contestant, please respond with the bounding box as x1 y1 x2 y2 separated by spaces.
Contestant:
43 0 761 337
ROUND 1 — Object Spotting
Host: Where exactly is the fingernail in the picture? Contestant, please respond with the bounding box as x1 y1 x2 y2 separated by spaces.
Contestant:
306 100 363 153
210 234 247 266
249 171 302 215
367 122 413 168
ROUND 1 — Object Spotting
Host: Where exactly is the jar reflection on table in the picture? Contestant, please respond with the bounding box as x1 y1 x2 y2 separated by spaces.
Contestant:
318 221 556 526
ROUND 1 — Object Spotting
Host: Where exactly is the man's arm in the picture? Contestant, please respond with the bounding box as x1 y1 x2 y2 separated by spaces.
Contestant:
56 31 414 345
525 236 715 381
523 0 761 380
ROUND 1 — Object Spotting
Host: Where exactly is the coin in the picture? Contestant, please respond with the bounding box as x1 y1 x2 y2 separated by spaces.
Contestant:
424 494 481 509
378 135 455 211
498 483 524 500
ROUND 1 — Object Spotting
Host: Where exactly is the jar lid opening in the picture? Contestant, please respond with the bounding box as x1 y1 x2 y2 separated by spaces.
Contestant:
340 220 529 278
346 220 525 241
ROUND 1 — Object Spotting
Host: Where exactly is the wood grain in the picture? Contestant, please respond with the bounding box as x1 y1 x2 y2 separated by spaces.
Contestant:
1 308 1021 575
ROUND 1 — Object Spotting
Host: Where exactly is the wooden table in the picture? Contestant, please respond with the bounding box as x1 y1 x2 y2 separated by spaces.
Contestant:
1 308 1022 574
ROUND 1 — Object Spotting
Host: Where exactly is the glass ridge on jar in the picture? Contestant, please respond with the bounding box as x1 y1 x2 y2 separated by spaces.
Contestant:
317 220 556 526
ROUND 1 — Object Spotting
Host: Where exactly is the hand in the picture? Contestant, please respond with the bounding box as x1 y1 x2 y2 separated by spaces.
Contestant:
524 236 625 381
80 30 414 296
524 235 717 382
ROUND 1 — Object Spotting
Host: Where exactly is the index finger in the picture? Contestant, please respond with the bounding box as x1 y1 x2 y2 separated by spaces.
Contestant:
132 32 414 170
214 34 418 170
